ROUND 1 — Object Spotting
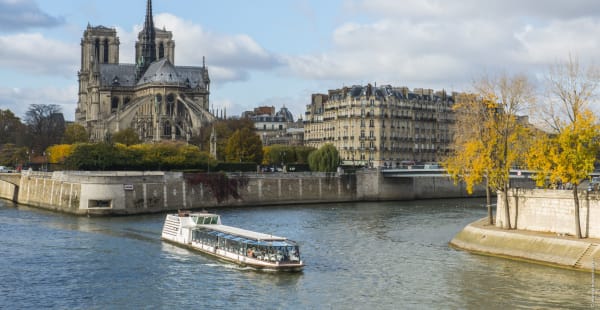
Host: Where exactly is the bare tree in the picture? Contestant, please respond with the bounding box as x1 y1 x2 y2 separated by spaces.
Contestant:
445 73 534 227
24 104 65 153
539 55 600 132
528 56 600 239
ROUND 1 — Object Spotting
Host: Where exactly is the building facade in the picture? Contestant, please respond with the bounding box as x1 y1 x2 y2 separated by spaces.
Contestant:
242 106 303 146
75 0 214 142
304 84 455 167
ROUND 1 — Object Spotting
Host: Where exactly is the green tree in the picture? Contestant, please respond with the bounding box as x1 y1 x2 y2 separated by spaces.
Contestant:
0 109 25 146
64 143 116 171
62 124 89 144
196 118 255 159
224 128 263 163
0 144 27 167
308 143 339 172
444 74 534 226
112 128 141 146
294 146 315 164
527 57 600 239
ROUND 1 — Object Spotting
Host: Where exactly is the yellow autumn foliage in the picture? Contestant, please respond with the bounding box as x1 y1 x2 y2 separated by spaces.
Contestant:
46 144 75 164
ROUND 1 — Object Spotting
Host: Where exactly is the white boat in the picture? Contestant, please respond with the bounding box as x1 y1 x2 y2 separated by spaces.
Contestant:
161 211 304 271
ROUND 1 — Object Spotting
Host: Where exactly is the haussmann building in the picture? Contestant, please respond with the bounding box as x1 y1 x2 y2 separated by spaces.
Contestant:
304 84 456 168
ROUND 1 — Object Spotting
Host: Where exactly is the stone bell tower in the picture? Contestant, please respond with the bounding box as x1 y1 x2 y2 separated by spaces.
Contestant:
75 25 120 123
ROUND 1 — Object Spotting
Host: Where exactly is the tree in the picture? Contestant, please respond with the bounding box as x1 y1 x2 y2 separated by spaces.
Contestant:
46 144 75 164
444 74 534 226
196 118 255 158
24 104 65 153
308 144 339 172
0 109 25 146
527 57 600 239
62 124 89 144
224 128 263 163
112 128 141 146
0 144 27 167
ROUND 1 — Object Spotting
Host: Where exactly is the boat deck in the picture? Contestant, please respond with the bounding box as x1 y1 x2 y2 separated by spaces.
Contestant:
198 224 287 242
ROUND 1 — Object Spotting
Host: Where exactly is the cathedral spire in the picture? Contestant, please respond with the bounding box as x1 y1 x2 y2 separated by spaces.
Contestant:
139 0 156 75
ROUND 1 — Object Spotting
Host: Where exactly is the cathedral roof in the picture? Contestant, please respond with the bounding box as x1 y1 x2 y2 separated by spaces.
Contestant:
99 64 137 87
97 59 207 89
137 58 206 88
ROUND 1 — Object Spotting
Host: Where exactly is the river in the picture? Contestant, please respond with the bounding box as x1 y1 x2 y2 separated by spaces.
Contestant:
0 199 594 309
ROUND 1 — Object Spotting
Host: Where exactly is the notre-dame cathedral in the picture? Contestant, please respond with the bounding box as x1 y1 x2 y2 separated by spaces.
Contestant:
75 0 215 142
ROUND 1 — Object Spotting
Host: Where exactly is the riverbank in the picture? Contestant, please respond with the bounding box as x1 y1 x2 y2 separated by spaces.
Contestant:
450 218 600 273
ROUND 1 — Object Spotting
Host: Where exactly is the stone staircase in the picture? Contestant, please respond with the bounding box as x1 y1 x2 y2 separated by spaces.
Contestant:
573 243 598 269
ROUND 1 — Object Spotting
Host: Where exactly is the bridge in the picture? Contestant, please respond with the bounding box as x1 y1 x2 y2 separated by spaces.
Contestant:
380 168 536 179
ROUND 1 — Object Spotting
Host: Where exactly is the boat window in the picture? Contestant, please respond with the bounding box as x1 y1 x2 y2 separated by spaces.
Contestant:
203 217 211 224
211 217 218 224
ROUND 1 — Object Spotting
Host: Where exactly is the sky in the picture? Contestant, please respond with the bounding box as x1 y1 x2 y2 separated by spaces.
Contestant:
1 0 600 121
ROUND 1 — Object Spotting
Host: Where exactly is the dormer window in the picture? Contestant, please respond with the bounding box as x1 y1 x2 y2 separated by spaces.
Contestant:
112 76 120 85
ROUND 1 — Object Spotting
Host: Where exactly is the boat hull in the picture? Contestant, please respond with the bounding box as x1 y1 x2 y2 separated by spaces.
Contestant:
161 237 304 272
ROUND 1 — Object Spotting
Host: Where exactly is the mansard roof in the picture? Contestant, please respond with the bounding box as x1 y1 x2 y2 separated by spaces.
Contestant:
328 84 454 103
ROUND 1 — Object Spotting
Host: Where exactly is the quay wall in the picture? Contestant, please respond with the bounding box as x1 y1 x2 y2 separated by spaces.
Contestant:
452 189 600 272
450 219 596 271
356 169 480 201
0 169 486 215
496 189 600 238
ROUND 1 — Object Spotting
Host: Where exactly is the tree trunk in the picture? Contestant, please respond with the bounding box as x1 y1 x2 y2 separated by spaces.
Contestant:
486 178 492 225
514 187 519 229
503 187 511 229
573 187 582 239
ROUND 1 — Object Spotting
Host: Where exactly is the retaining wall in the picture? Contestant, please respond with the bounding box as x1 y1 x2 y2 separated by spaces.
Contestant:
0 169 486 215
497 188 600 238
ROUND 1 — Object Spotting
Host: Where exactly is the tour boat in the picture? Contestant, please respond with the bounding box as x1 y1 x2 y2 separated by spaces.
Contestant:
161 211 304 271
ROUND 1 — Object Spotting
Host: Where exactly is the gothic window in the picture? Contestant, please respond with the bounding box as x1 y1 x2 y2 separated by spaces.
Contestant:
166 102 174 116
103 38 109 63
167 93 175 103
124 97 131 105
111 97 119 110
164 122 172 136
159 42 165 59
94 39 100 63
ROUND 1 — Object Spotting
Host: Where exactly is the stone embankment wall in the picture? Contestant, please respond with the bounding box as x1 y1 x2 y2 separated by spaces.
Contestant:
0 171 358 215
451 188 600 272
450 218 598 271
0 169 485 215
496 188 600 238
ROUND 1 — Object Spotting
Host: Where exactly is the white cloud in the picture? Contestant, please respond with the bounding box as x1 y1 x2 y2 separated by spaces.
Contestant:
115 13 281 84
281 0 600 91
0 84 77 120
108 13 279 84
0 33 78 77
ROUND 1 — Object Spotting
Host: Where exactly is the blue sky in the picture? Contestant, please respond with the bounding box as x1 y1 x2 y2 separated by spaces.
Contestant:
2 0 600 121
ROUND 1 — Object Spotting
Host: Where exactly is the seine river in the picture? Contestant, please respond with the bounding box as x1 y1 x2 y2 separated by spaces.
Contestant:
0 199 594 309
